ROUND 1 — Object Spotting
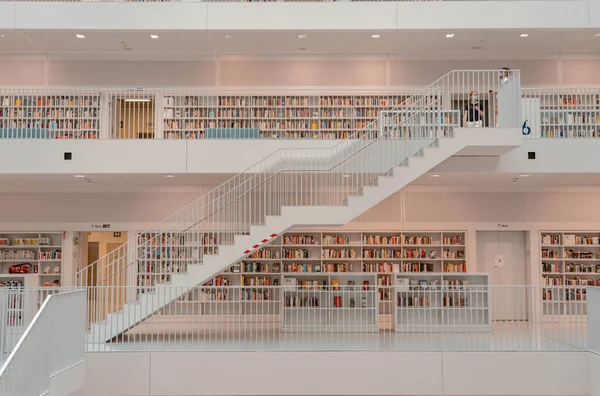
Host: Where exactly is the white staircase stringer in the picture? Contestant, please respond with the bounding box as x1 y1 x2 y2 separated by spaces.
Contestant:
89 128 523 343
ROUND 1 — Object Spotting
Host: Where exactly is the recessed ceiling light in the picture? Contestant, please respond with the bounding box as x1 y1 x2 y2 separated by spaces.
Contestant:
0 34 7 38
225 35 233 39
430 174 440 178
298 34 307 39
519 174 530 177
342 174 351 178
520 33 529 38
165 175 175 178
446 34 454 38
74 175 85 178
150 35 159 39
76 34 86 39
372 34 380 39
595 33 600 37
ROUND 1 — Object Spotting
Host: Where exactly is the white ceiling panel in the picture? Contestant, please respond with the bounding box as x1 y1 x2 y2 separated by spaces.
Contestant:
1 28 600 58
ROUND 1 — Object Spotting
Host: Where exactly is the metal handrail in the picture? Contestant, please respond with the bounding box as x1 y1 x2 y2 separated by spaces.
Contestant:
77 70 522 305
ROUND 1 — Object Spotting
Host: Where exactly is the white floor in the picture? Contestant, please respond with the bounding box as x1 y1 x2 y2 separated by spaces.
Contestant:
86 321 588 352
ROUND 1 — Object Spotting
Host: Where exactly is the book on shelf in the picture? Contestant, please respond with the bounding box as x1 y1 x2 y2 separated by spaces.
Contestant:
200 290 229 302
204 276 230 287
442 249 465 259
242 262 279 273
283 235 316 245
564 263 600 273
333 296 343 308
332 280 340 291
542 276 564 286
285 296 319 307
403 248 429 259
283 262 324 273
241 276 274 286
398 295 431 308
247 249 280 259
443 235 463 245
541 248 561 259
443 279 469 290
322 235 351 245
443 296 469 307
362 234 402 245
283 248 310 259
322 248 356 259
402 263 434 273
405 236 433 245
363 249 402 259
443 263 467 273
362 262 400 273
542 263 561 273
241 290 273 301
564 249 598 259
541 234 561 245
322 262 351 273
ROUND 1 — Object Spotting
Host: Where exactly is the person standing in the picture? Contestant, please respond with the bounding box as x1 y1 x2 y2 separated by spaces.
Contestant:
492 67 516 127
463 91 484 127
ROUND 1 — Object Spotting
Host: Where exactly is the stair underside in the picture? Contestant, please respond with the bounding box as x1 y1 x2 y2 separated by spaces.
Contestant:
89 127 522 343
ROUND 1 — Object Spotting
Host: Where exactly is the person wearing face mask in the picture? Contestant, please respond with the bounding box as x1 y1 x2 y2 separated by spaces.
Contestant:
490 67 513 127
463 91 484 127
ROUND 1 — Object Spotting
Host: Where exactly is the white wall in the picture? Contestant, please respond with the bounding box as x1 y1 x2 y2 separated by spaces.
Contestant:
0 56 592 88
72 350 590 396
5 138 600 175
0 1 594 32
4 187 600 284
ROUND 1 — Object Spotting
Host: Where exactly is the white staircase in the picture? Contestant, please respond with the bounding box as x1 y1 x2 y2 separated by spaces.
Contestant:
80 70 524 343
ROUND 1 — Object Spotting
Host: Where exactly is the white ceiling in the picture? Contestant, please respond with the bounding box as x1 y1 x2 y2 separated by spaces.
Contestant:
4 172 600 193
0 174 232 193
1 29 600 58
411 173 600 191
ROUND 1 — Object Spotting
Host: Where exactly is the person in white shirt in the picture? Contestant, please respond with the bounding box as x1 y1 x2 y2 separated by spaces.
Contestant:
491 67 516 127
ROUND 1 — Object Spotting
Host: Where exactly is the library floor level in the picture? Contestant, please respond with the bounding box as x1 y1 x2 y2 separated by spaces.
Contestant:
88 321 585 352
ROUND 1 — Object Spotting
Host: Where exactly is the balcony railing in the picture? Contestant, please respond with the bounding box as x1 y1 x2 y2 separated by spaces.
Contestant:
80 285 589 352
0 1 523 3
0 289 86 396
2 84 599 140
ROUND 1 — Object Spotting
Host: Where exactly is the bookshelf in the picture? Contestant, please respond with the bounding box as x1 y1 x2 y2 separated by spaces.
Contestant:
394 273 491 333
537 92 600 139
160 93 455 140
0 231 63 343
540 231 600 317
136 231 223 290
156 231 470 332
0 93 101 139
0 232 63 288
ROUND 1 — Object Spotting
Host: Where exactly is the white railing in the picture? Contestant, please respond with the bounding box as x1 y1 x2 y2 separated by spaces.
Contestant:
522 88 600 139
0 289 86 396
588 287 600 354
0 0 537 3
1 88 427 140
12 84 600 141
0 287 75 359
76 70 521 293
83 284 590 352
1 80 528 141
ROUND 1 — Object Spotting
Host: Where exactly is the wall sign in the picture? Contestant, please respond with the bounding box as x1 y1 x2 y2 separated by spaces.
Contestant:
92 224 111 229
494 254 505 268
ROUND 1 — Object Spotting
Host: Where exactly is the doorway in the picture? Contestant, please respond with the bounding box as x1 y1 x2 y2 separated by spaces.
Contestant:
80 231 128 286
476 231 528 321
111 96 155 139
